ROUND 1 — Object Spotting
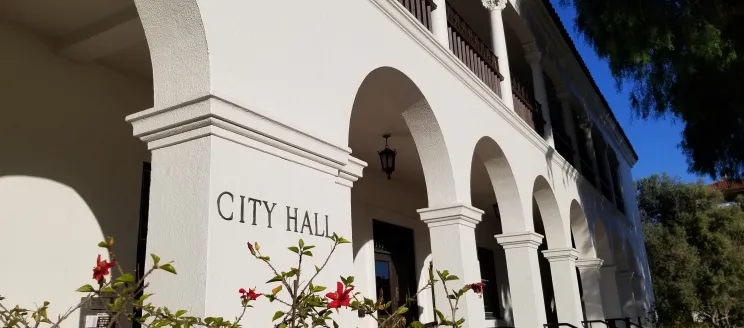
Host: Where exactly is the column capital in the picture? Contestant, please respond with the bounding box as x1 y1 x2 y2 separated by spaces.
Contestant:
542 247 579 262
495 231 544 249
523 41 542 66
482 0 508 11
576 257 604 269
418 204 483 228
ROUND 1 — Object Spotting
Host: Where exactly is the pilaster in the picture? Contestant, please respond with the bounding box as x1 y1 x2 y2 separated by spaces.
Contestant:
483 0 514 109
523 41 554 146
616 271 637 320
576 258 605 321
542 248 584 327
495 231 547 328
419 204 485 328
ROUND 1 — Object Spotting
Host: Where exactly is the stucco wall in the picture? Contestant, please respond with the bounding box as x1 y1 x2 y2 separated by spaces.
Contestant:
0 21 152 326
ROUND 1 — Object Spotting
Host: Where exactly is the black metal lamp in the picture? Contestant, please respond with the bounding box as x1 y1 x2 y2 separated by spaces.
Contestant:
378 134 397 180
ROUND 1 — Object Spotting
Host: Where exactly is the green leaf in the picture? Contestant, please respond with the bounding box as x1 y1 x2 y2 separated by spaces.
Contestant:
140 294 153 302
151 254 161 265
160 263 177 274
446 275 459 281
299 239 305 248
101 286 116 293
347 276 355 284
258 256 271 261
278 324 287 328
267 275 283 283
315 265 321 273
409 321 424 328
338 237 350 244
455 318 466 326
175 310 187 317
435 309 447 323
288 246 300 253
272 311 285 322
303 251 313 256
333 320 340 328
116 273 135 283
98 241 109 248
312 285 327 292
304 245 316 250
76 284 95 293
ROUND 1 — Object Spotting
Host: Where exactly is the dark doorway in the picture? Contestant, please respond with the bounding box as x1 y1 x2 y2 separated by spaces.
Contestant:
373 220 419 321
477 247 501 319
133 162 151 328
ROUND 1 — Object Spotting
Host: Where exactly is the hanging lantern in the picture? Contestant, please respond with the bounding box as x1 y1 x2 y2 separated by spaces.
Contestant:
378 134 397 180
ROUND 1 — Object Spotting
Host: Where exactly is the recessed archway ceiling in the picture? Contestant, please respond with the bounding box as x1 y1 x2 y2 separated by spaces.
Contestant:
0 0 152 82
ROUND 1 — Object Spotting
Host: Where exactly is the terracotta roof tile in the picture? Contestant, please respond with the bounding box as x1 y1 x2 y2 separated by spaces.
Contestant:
708 180 744 191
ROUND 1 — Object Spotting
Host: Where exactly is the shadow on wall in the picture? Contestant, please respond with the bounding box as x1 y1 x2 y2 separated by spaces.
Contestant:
0 21 153 325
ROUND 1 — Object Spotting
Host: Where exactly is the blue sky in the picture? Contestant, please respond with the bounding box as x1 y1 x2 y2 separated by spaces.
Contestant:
549 1 710 183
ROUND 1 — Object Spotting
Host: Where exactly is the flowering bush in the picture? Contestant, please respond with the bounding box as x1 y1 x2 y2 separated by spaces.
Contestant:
0 234 482 328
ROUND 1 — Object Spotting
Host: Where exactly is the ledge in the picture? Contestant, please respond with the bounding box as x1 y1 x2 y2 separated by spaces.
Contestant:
418 204 484 228
495 231 544 249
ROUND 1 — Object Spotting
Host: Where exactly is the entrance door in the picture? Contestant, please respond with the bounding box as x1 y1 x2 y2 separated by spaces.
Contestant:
373 220 418 321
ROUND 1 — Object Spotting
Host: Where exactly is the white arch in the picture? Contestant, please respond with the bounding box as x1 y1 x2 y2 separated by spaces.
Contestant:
348 66 459 207
533 175 570 248
570 200 597 258
473 136 527 232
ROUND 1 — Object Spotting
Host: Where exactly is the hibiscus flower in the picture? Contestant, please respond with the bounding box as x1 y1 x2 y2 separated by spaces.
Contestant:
468 282 485 296
239 288 262 300
92 254 116 281
326 282 354 309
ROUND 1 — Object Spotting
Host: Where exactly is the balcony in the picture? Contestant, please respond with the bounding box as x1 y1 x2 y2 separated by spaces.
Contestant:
553 130 574 167
398 1 550 136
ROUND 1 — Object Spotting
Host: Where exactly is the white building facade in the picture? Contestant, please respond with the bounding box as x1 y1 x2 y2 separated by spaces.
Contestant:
0 0 653 327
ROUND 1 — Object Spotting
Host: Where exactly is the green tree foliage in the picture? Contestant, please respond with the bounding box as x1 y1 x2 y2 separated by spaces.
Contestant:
560 0 744 178
637 174 744 327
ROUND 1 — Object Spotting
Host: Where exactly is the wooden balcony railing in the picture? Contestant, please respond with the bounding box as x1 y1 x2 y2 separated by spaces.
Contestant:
512 78 545 136
398 0 437 31
446 4 503 96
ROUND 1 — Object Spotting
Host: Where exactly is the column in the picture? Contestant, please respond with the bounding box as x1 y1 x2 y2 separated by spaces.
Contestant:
599 265 623 319
495 232 548 328
483 0 514 109
555 84 582 170
419 204 486 328
523 41 554 146
431 0 449 47
576 258 606 321
542 248 584 327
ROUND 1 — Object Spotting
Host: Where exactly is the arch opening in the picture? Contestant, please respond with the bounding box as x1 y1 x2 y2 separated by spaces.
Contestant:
348 66 459 324
0 1 155 325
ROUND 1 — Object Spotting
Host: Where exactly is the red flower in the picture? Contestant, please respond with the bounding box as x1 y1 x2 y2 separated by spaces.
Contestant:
468 282 485 295
326 282 354 309
92 255 116 281
240 287 262 300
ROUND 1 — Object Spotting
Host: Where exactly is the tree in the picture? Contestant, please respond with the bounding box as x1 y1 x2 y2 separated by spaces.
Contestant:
637 174 744 327
559 0 744 179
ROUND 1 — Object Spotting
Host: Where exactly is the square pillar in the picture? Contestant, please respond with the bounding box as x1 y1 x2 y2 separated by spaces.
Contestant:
127 97 365 327
419 204 486 328
576 258 606 321
542 248 584 327
599 265 623 319
495 231 547 328
483 0 514 109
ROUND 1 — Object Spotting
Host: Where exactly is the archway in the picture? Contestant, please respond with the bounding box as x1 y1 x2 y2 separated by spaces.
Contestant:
348 67 458 325
0 0 155 323
470 136 524 326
